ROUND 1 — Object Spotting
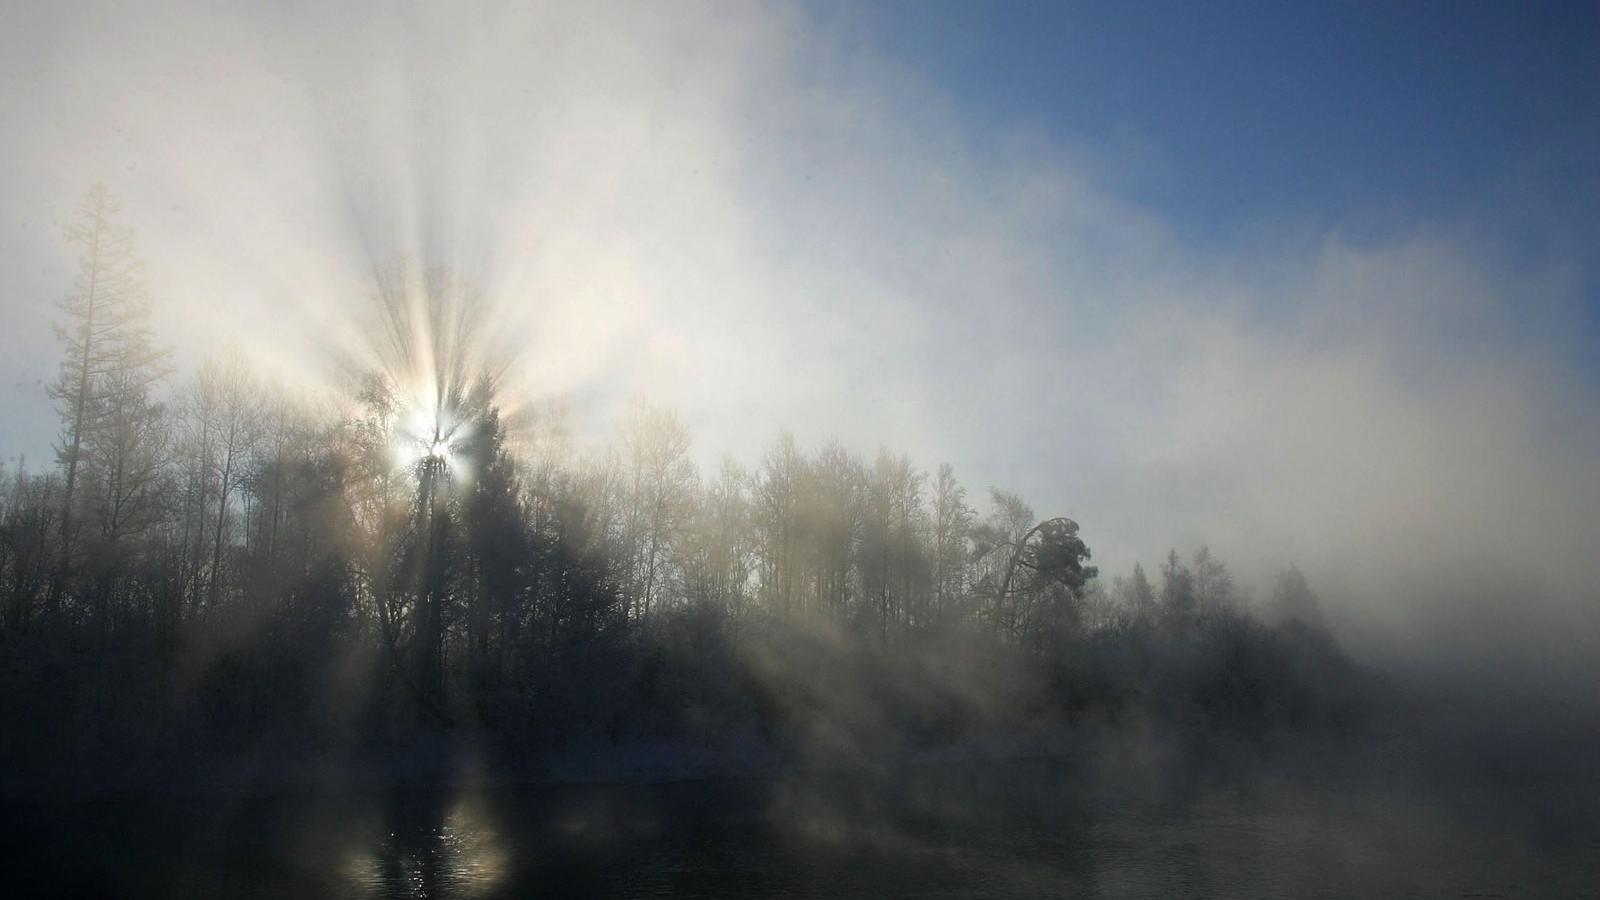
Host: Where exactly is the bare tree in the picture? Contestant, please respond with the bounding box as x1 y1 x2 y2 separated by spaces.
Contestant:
932 462 973 626
80 367 169 638
682 457 754 618
753 431 806 618
972 488 1035 638
1 464 61 634
862 450 929 641
45 185 165 626
807 440 863 623
185 356 265 610
619 403 696 619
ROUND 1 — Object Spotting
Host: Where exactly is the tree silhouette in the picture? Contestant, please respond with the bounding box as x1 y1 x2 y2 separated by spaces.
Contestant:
46 185 167 630
0 189 1363 795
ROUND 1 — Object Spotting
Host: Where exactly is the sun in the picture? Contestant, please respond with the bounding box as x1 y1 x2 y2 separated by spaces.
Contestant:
392 393 473 480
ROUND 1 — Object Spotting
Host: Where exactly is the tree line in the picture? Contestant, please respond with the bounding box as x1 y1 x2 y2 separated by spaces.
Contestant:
0 189 1351 786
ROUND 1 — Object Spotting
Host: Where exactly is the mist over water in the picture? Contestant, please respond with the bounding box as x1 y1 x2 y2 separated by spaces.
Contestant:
8 759 1599 898
1 1 1598 897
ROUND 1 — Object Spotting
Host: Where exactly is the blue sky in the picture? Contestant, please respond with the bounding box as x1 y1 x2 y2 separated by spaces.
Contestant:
818 1 1598 250
808 0 1600 387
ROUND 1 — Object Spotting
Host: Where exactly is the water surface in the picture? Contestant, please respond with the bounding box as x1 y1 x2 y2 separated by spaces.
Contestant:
4 762 1595 898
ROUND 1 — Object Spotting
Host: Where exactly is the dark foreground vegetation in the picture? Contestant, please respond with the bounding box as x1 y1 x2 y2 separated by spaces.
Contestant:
1 188 1364 797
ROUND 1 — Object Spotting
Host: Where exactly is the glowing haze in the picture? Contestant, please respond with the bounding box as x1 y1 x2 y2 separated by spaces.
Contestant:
1 0 1596 683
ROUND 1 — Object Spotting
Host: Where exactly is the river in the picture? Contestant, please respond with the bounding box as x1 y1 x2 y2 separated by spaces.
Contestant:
3 760 1595 897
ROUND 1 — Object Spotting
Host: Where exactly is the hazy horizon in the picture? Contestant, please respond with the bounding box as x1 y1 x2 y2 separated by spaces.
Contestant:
2 0 1597 687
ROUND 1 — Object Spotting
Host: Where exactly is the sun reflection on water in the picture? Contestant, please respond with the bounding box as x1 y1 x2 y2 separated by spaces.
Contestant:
341 793 509 899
